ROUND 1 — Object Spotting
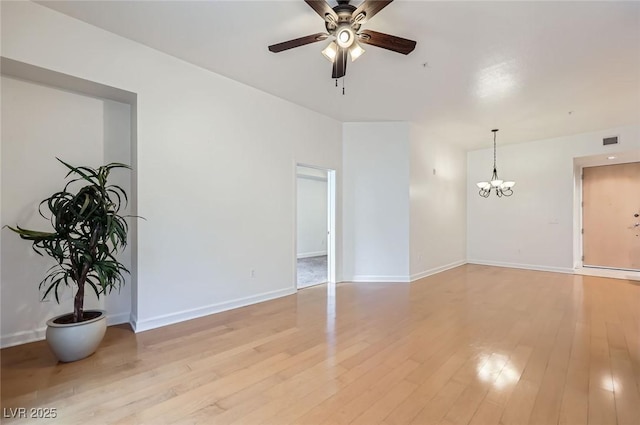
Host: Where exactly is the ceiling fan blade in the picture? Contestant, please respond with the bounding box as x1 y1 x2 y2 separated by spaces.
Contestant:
268 33 329 53
304 0 338 22
358 30 416 55
332 47 347 79
351 0 393 24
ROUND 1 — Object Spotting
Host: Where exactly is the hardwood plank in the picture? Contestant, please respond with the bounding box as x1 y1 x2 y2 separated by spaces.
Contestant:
441 383 488 425
350 380 417 425
588 388 617 425
499 378 539 425
484 344 533 407
528 298 576 425
587 287 618 425
610 347 640 425
559 388 589 425
558 321 590 425
468 399 503 425
408 380 466 425
384 348 470 425
315 359 419 425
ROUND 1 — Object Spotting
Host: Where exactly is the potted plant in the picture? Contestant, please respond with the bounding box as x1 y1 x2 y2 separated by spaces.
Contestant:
5 158 132 362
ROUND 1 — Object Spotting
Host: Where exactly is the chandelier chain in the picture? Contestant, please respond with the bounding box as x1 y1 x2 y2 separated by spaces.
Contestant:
493 130 497 170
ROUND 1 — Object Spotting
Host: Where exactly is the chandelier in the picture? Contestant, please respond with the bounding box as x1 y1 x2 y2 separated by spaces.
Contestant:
476 129 515 198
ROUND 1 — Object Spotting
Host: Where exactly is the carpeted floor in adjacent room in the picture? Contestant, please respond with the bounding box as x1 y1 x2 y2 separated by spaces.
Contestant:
297 255 327 288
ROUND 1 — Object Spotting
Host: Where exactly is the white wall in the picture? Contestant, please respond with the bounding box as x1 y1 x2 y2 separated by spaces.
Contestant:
1 76 132 346
102 98 133 321
1 1 343 341
296 167 327 258
409 125 467 279
342 122 410 282
467 124 640 272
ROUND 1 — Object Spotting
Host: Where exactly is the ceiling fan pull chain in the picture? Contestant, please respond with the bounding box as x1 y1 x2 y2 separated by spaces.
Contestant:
342 77 345 95
335 78 338 87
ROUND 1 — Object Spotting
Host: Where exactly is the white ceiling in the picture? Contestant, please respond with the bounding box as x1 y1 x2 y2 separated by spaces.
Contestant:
39 1 640 149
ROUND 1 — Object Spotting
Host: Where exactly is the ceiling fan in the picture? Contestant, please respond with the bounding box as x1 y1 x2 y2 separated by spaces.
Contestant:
268 0 417 79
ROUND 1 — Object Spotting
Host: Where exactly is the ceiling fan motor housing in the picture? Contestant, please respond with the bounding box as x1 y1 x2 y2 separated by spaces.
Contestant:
325 2 361 34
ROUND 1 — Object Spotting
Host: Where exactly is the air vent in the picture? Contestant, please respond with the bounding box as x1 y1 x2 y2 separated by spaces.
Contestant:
603 136 618 145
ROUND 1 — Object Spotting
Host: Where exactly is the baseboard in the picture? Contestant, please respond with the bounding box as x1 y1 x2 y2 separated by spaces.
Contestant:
343 275 411 283
297 251 327 259
410 260 467 282
0 310 132 349
297 281 327 290
0 328 46 349
574 266 640 281
107 312 130 326
467 260 574 274
132 287 296 333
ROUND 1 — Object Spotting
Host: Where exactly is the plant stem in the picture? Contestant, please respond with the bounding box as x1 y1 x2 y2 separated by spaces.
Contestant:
73 274 85 322
73 226 100 322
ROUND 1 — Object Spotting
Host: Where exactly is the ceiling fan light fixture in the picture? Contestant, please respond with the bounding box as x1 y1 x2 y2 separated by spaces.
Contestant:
322 41 338 63
336 26 354 48
267 0 418 80
349 41 365 61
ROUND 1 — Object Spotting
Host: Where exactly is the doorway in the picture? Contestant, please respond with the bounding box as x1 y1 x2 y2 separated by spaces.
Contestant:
582 162 640 271
296 165 336 288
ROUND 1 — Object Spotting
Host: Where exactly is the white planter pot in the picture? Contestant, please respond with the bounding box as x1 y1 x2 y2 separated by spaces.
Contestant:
46 310 107 362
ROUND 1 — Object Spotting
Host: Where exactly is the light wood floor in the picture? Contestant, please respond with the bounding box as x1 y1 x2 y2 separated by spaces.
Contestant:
2 265 639 424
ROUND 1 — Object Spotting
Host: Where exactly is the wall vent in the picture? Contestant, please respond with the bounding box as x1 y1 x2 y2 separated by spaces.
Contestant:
603 136 618 145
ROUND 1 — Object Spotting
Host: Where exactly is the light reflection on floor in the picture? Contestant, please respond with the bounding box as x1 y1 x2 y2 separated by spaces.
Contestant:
476 353 519 389
601 374 622 393
326 282 336 352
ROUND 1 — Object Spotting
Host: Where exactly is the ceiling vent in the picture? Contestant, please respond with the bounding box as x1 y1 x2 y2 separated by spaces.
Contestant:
603 136 618 145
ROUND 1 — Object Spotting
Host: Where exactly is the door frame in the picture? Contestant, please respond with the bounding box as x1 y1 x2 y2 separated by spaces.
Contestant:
573 150 640 278
294 163 337 288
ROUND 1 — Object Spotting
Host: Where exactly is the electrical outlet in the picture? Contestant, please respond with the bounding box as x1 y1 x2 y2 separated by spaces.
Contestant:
250 269 255 278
